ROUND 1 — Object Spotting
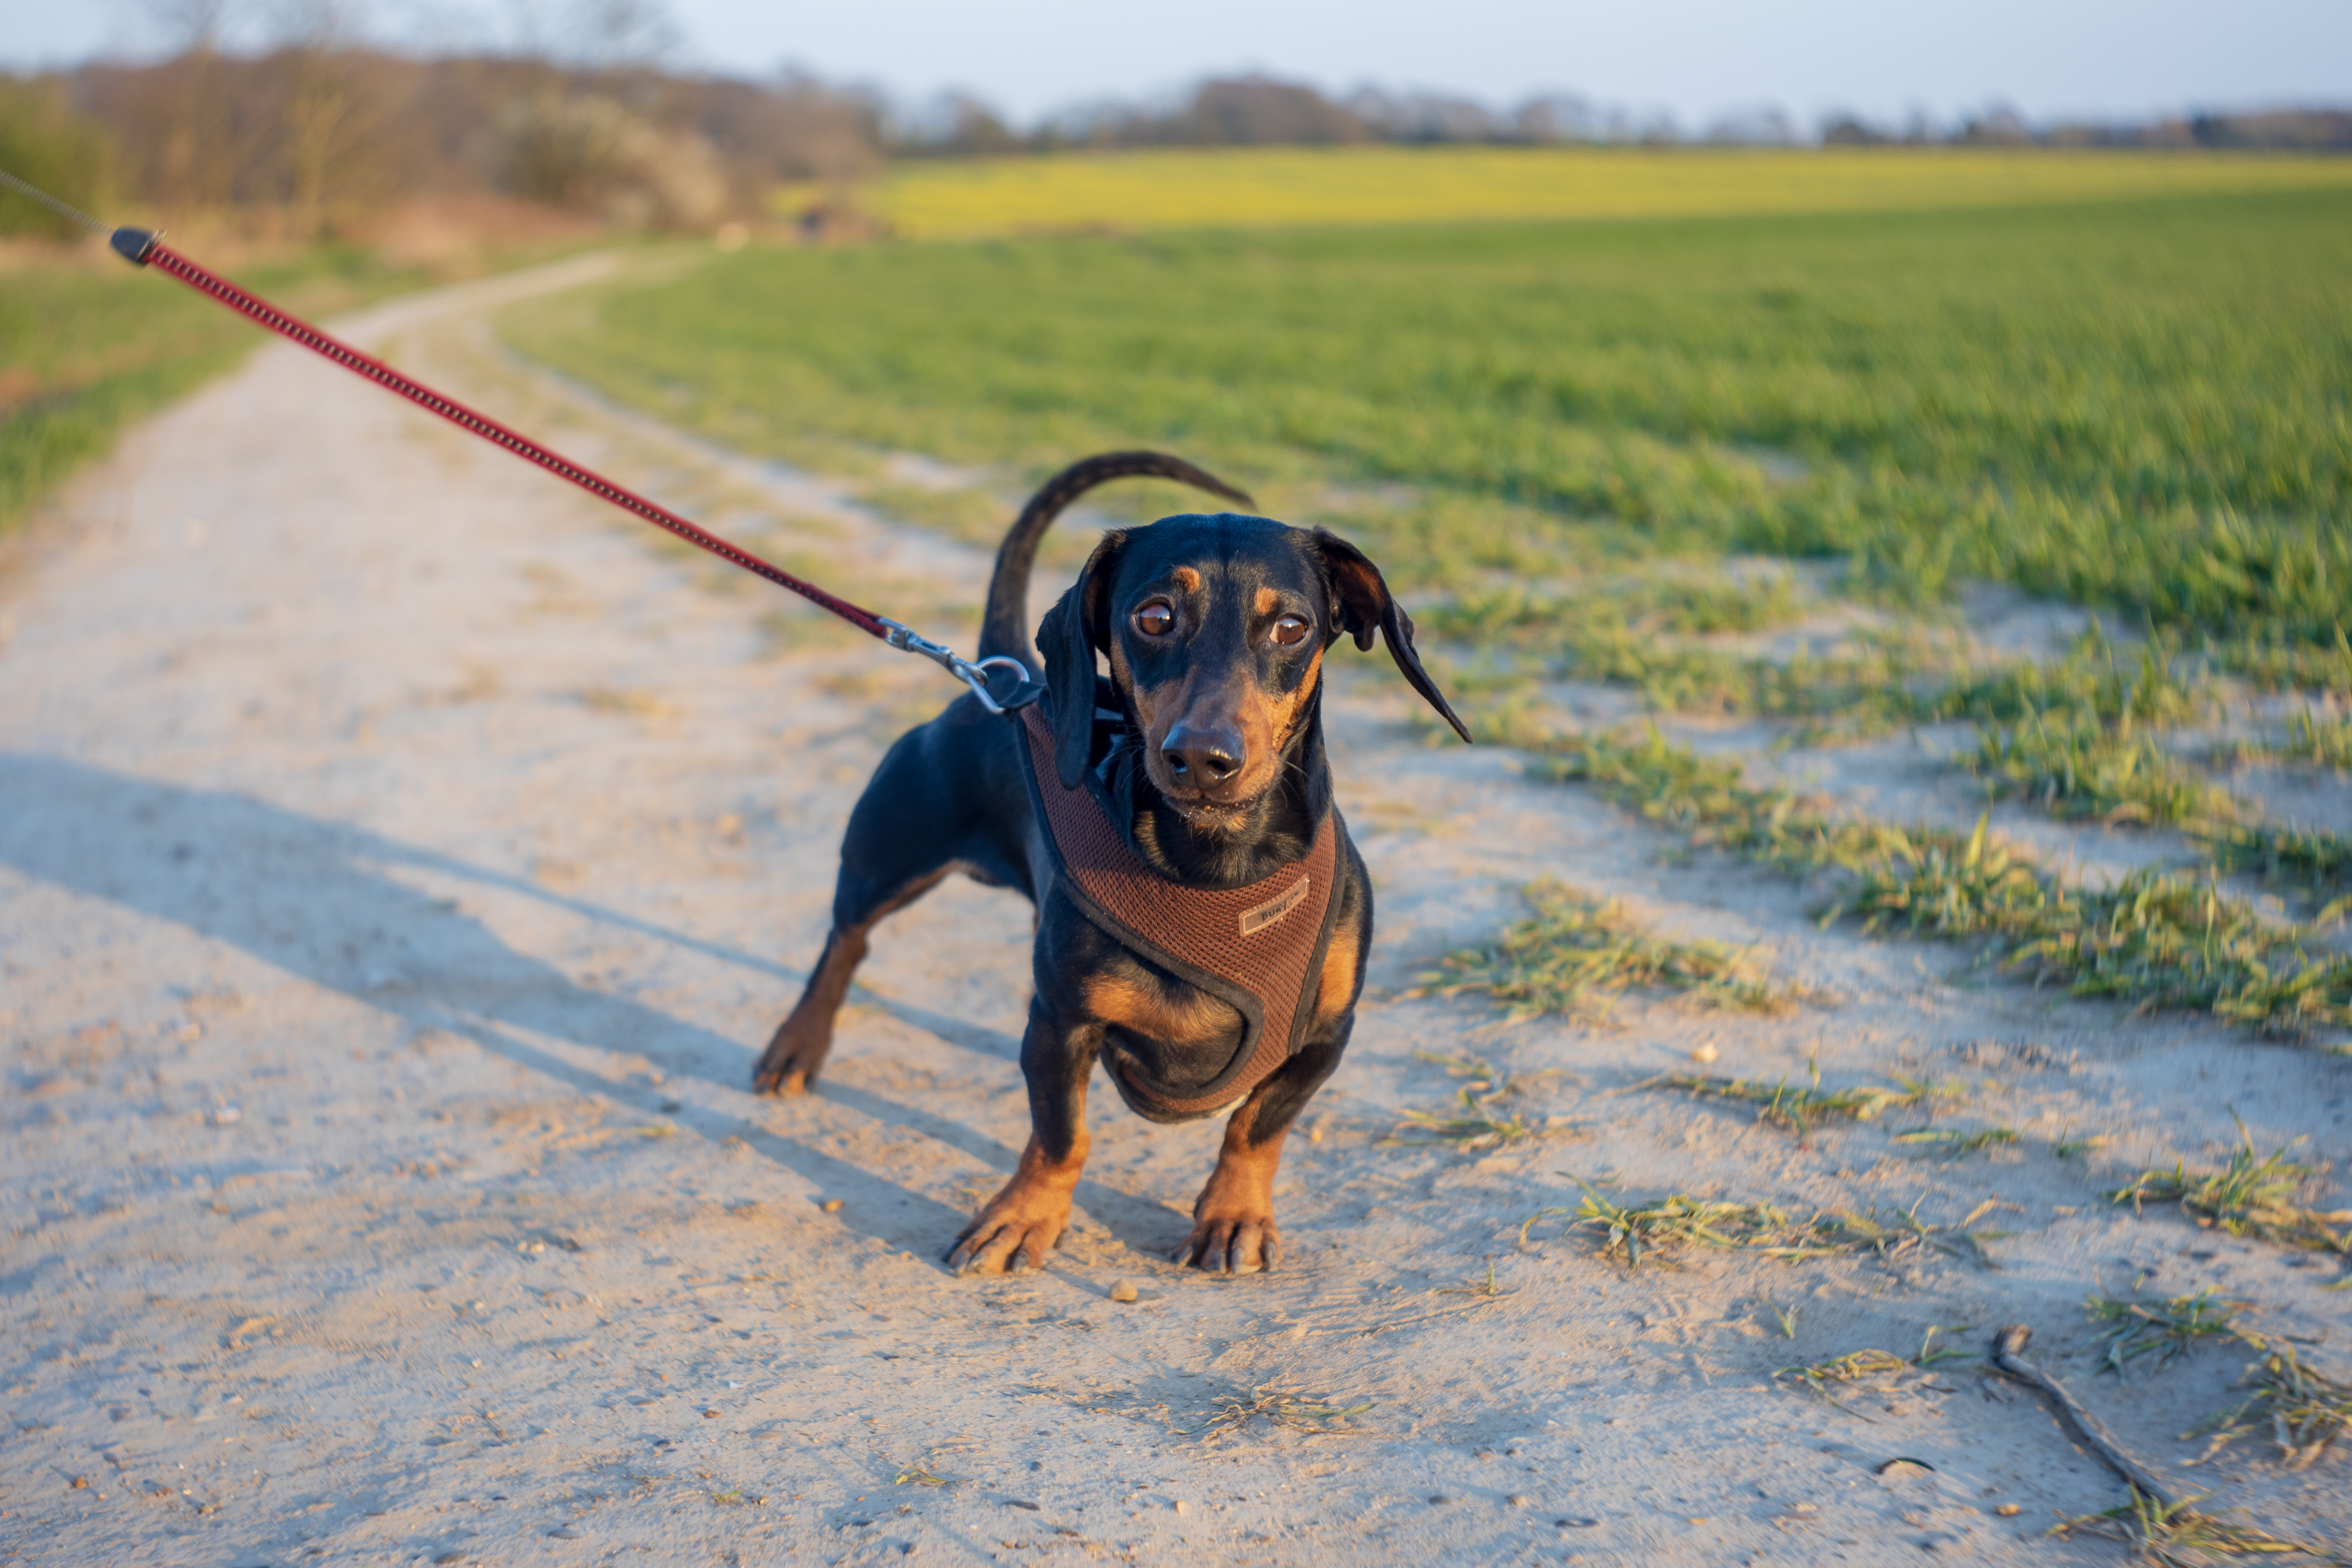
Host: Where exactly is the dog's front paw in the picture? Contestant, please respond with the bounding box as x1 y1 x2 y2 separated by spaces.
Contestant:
946 1201 1069 1276
1174 1211 1281 1275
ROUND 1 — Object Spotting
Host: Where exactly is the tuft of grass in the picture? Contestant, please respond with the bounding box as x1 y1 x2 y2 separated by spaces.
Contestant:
2198 1344 2352 1471
2210 630 2352 697
1381 1051 1548 1151
2053 1122 2110 1160
1647 1069 1958 1134
1520 1180 1840 1270
1965 711 2237 827
1777 1325 1978 1409
1775 1347 1911 1407
579 684 678 719
1810 1199 2018 1269
2106 1129 2352 1260
1417 879 1791 1021
2198 822 2352 906
2228 710 2352 773
1186 1380 1373 1442
1521 1180 2009 1271
2087 1286 2258 1381
1539 727 2352 1041
1937 626 2213 731
2051 1490 2328 1566
1893 1125 2021 1156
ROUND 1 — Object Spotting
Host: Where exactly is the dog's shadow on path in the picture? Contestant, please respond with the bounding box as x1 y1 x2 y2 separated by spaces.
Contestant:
0 753 1182 1265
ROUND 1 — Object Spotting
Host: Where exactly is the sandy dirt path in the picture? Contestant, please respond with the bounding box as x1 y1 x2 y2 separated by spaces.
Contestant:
3 255 2347 1567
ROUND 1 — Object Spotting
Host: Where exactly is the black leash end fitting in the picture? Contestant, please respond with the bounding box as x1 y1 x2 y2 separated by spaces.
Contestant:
109 227 155 266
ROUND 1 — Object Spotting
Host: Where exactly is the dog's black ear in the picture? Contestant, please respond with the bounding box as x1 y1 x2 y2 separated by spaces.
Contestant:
1036 531 1128 786
1312 529 1472 743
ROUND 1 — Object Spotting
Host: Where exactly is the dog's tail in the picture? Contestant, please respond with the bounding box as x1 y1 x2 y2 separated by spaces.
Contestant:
978 451 1254 665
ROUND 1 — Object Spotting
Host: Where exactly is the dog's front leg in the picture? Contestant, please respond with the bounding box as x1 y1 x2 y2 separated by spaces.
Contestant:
946 1000 1099 1276
1178 1020 1350 1275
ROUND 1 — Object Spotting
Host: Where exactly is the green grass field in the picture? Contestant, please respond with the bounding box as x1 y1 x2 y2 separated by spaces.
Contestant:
505 180 2352 648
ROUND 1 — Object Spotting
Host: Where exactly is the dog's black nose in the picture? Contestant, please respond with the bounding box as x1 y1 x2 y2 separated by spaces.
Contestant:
1162 722 1244 786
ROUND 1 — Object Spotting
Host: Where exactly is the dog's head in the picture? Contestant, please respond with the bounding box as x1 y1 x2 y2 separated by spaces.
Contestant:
1036 513 1470 828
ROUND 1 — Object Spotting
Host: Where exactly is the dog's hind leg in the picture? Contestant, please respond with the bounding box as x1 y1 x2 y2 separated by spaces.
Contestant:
750 861 953 1095
753 704 1029 1096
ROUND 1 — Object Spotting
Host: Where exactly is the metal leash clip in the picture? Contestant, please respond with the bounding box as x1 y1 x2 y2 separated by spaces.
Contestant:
877 619 1043 714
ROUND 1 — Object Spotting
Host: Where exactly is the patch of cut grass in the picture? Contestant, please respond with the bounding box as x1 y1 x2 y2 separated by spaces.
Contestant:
1646 1069 1958 1134
1965 712 2237 827
2198 822 2352 906
2209 630 2352 697
1531 727 2352 1040
1777 1325 1977 1409
1417 879 1791 1021
1186 1380 1373 1442
1520 1181 1840 1270
1520 1180 2010 1271
2106 1131 2352 1261
1893 1125 2022 1156
2051 1490 2330 1566
1381 1051 1550 1150
1936 626 2213 731
2228 710 2352 773
1809 1200 2018 1269
2198 1343 2352 1471
2088 1286 2259 1381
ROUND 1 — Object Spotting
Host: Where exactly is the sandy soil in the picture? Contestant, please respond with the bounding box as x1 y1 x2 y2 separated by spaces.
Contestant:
3 254 2347 1567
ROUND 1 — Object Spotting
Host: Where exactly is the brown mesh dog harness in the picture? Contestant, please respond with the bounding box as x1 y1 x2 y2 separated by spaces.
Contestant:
1014 701 1344 1123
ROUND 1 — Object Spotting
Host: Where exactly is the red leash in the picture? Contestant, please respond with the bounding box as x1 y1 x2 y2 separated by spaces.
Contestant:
0 165 1032 709
114 227 895 638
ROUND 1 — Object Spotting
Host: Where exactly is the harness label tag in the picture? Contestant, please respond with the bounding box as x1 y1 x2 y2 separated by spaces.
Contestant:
1238 876 1310 937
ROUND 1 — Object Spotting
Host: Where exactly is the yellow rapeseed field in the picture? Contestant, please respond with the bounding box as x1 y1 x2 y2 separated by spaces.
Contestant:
846 144 2352 239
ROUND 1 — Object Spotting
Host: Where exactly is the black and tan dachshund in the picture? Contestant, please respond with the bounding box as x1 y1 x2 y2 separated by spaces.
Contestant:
752 452 1468 1275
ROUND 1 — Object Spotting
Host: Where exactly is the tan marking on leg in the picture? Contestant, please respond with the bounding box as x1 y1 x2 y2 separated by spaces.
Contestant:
950 1122 1091 1275
1181 1098 1290 1272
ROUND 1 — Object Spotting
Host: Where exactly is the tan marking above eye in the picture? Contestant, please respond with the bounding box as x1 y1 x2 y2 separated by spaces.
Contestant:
1173 566 1202 592
1252 586 1279 615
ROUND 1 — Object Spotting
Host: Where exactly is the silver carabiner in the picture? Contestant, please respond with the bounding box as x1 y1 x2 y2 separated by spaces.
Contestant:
877 619 1040 713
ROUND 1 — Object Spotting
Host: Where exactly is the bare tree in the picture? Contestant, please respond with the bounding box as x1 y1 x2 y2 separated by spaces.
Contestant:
272 0 374 235
141 0 238 204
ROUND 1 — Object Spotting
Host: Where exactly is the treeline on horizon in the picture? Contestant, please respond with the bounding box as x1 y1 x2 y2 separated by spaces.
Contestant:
3 13 2348 242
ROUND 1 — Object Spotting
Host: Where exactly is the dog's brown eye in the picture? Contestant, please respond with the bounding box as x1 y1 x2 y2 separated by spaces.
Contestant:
1270 614 1310 646
1134 601 1174 637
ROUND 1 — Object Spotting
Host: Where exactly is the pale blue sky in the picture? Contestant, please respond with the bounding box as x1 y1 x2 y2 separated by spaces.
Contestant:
20 1 2351 129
